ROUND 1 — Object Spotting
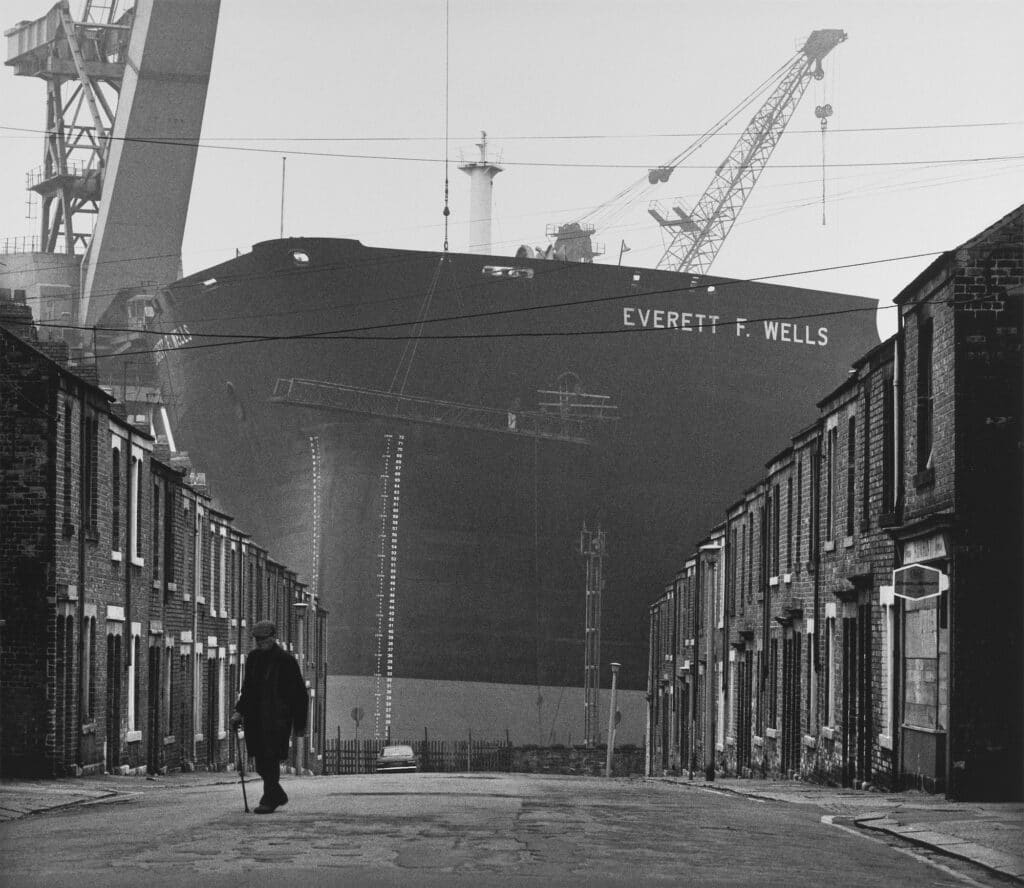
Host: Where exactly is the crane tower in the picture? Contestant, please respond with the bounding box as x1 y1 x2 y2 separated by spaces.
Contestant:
653 29 847 274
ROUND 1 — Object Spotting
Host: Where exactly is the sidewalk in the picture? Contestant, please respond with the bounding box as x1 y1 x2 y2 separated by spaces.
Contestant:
668 775 1024 883
0 772 237 823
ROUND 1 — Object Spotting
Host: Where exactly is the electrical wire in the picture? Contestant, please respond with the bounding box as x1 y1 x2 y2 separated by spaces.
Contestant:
4 248 955 362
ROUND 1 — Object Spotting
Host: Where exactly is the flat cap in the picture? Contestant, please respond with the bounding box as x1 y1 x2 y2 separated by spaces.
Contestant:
251 620 277 638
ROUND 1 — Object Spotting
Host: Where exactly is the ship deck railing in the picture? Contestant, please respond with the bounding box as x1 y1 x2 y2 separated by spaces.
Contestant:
271 377 617 446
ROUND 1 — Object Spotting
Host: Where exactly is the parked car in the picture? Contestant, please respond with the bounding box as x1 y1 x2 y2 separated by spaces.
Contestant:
375 744 418 773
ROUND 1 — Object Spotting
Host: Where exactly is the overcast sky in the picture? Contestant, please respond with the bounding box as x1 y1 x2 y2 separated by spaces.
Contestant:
2 0 1022 340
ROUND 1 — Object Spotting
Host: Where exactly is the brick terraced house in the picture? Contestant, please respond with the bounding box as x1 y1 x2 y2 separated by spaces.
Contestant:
0 304 328 777
647 204 1022 801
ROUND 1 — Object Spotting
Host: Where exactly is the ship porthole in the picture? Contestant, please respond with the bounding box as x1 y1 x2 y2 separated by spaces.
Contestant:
291 250 310 266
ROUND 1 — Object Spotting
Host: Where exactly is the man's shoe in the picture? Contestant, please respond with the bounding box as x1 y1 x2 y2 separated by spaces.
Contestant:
276 792 288 808
254 803 278 814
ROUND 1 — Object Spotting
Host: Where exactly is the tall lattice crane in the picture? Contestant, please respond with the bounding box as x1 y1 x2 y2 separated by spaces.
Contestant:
549 29 846 274
652 29 846 274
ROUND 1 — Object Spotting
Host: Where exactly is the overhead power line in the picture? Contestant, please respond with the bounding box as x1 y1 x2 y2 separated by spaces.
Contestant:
7 248 950 362
0 125 1020 170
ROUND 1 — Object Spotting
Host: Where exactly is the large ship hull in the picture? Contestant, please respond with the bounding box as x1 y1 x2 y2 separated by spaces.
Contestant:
147 237 879 739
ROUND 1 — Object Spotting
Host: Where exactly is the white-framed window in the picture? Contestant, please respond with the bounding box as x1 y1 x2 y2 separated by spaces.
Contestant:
129 444 145 566
217 647 227 738
193 644 204 742
824 605 837 728
878 585 895 749
218 530 227 617
194 506 204 604
209 524 218 615
111 437 123 559
163 639 174 739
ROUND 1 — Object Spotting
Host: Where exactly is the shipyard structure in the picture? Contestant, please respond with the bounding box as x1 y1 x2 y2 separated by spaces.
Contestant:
1 3 879 746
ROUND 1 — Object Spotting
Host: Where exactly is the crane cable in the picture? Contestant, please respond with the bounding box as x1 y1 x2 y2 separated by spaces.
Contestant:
577 54 801 238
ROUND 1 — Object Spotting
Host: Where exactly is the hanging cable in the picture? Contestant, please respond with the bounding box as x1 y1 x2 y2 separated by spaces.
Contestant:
442 0 451 252
816 103 834 225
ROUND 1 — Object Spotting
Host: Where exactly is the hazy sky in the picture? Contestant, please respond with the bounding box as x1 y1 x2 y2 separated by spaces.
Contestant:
2 0 1022 341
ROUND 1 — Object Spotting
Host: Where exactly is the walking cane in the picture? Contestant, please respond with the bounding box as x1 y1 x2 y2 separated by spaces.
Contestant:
234 726 250 813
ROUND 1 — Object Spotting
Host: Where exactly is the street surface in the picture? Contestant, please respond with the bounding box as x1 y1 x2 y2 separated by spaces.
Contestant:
0 773 1007 887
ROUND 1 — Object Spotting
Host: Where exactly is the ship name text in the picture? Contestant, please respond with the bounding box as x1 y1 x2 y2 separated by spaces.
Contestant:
623 309 829 346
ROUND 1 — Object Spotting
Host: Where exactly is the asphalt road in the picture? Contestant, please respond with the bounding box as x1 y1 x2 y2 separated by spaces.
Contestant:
0 773 996 887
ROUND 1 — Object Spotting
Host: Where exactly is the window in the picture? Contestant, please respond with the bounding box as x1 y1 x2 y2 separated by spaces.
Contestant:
83 615 97 722
128 628 141 733
882 377 896 513
194 507 204 602
916 317 934 473
846 416 856 538
129 448 143 565
163 646 174 737
772 484 780 577
209 526 218 614
63 399 73 527
769 635 779 728
83 414 99 534
111 444 121 554
861 388 871 527
153 482 161 581
786 478 793 571
795 459 803 568
164 487 175 584
903 593 948 730
825 616 836 727
218 533 227 615
826 426 837 541
217 650 226 736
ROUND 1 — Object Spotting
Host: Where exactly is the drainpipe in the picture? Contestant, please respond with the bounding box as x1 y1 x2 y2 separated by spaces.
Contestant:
702 544 721 781
76 398 88 771
645 606 654 777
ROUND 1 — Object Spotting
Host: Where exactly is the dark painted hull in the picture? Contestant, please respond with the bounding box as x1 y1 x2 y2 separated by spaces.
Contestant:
149 237 879 692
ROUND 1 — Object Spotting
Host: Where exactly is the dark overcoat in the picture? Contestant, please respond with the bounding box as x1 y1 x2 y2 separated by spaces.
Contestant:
235 643 309 760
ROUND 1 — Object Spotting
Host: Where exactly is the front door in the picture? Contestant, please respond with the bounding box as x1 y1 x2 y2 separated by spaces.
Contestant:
105 633 122 772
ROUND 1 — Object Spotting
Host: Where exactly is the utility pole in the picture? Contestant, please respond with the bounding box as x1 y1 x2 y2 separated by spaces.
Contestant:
580 525 606 748
605 662 621 778
701 543 722 781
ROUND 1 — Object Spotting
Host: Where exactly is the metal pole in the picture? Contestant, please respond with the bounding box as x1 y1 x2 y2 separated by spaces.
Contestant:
280 156 286 239
605 662 621 778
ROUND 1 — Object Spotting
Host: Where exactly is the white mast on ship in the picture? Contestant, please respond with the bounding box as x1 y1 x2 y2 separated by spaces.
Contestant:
459 131 503 255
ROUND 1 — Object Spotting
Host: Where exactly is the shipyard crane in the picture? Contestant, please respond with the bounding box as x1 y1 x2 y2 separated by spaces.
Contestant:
547 29 846 274
6 0 221 329
651 29 846 274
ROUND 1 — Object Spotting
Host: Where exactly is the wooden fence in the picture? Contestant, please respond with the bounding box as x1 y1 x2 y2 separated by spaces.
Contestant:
323 733 513 775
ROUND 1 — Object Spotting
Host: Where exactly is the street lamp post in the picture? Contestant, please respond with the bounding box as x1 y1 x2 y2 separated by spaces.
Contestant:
605 662 621 778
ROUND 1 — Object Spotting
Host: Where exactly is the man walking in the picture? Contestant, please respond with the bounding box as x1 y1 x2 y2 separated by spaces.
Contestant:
230 620 308 814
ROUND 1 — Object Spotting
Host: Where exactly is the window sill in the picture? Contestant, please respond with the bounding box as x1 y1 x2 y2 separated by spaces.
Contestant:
821 726 836 740
769 576 779 588
802 734 817 749
878 733 893 750
82 722 96 735
823 540 835 552
126 730 142 743
217 730 227 741
111 550 123 562
765 727 778 739
843 535 854 548
164 735 176 746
